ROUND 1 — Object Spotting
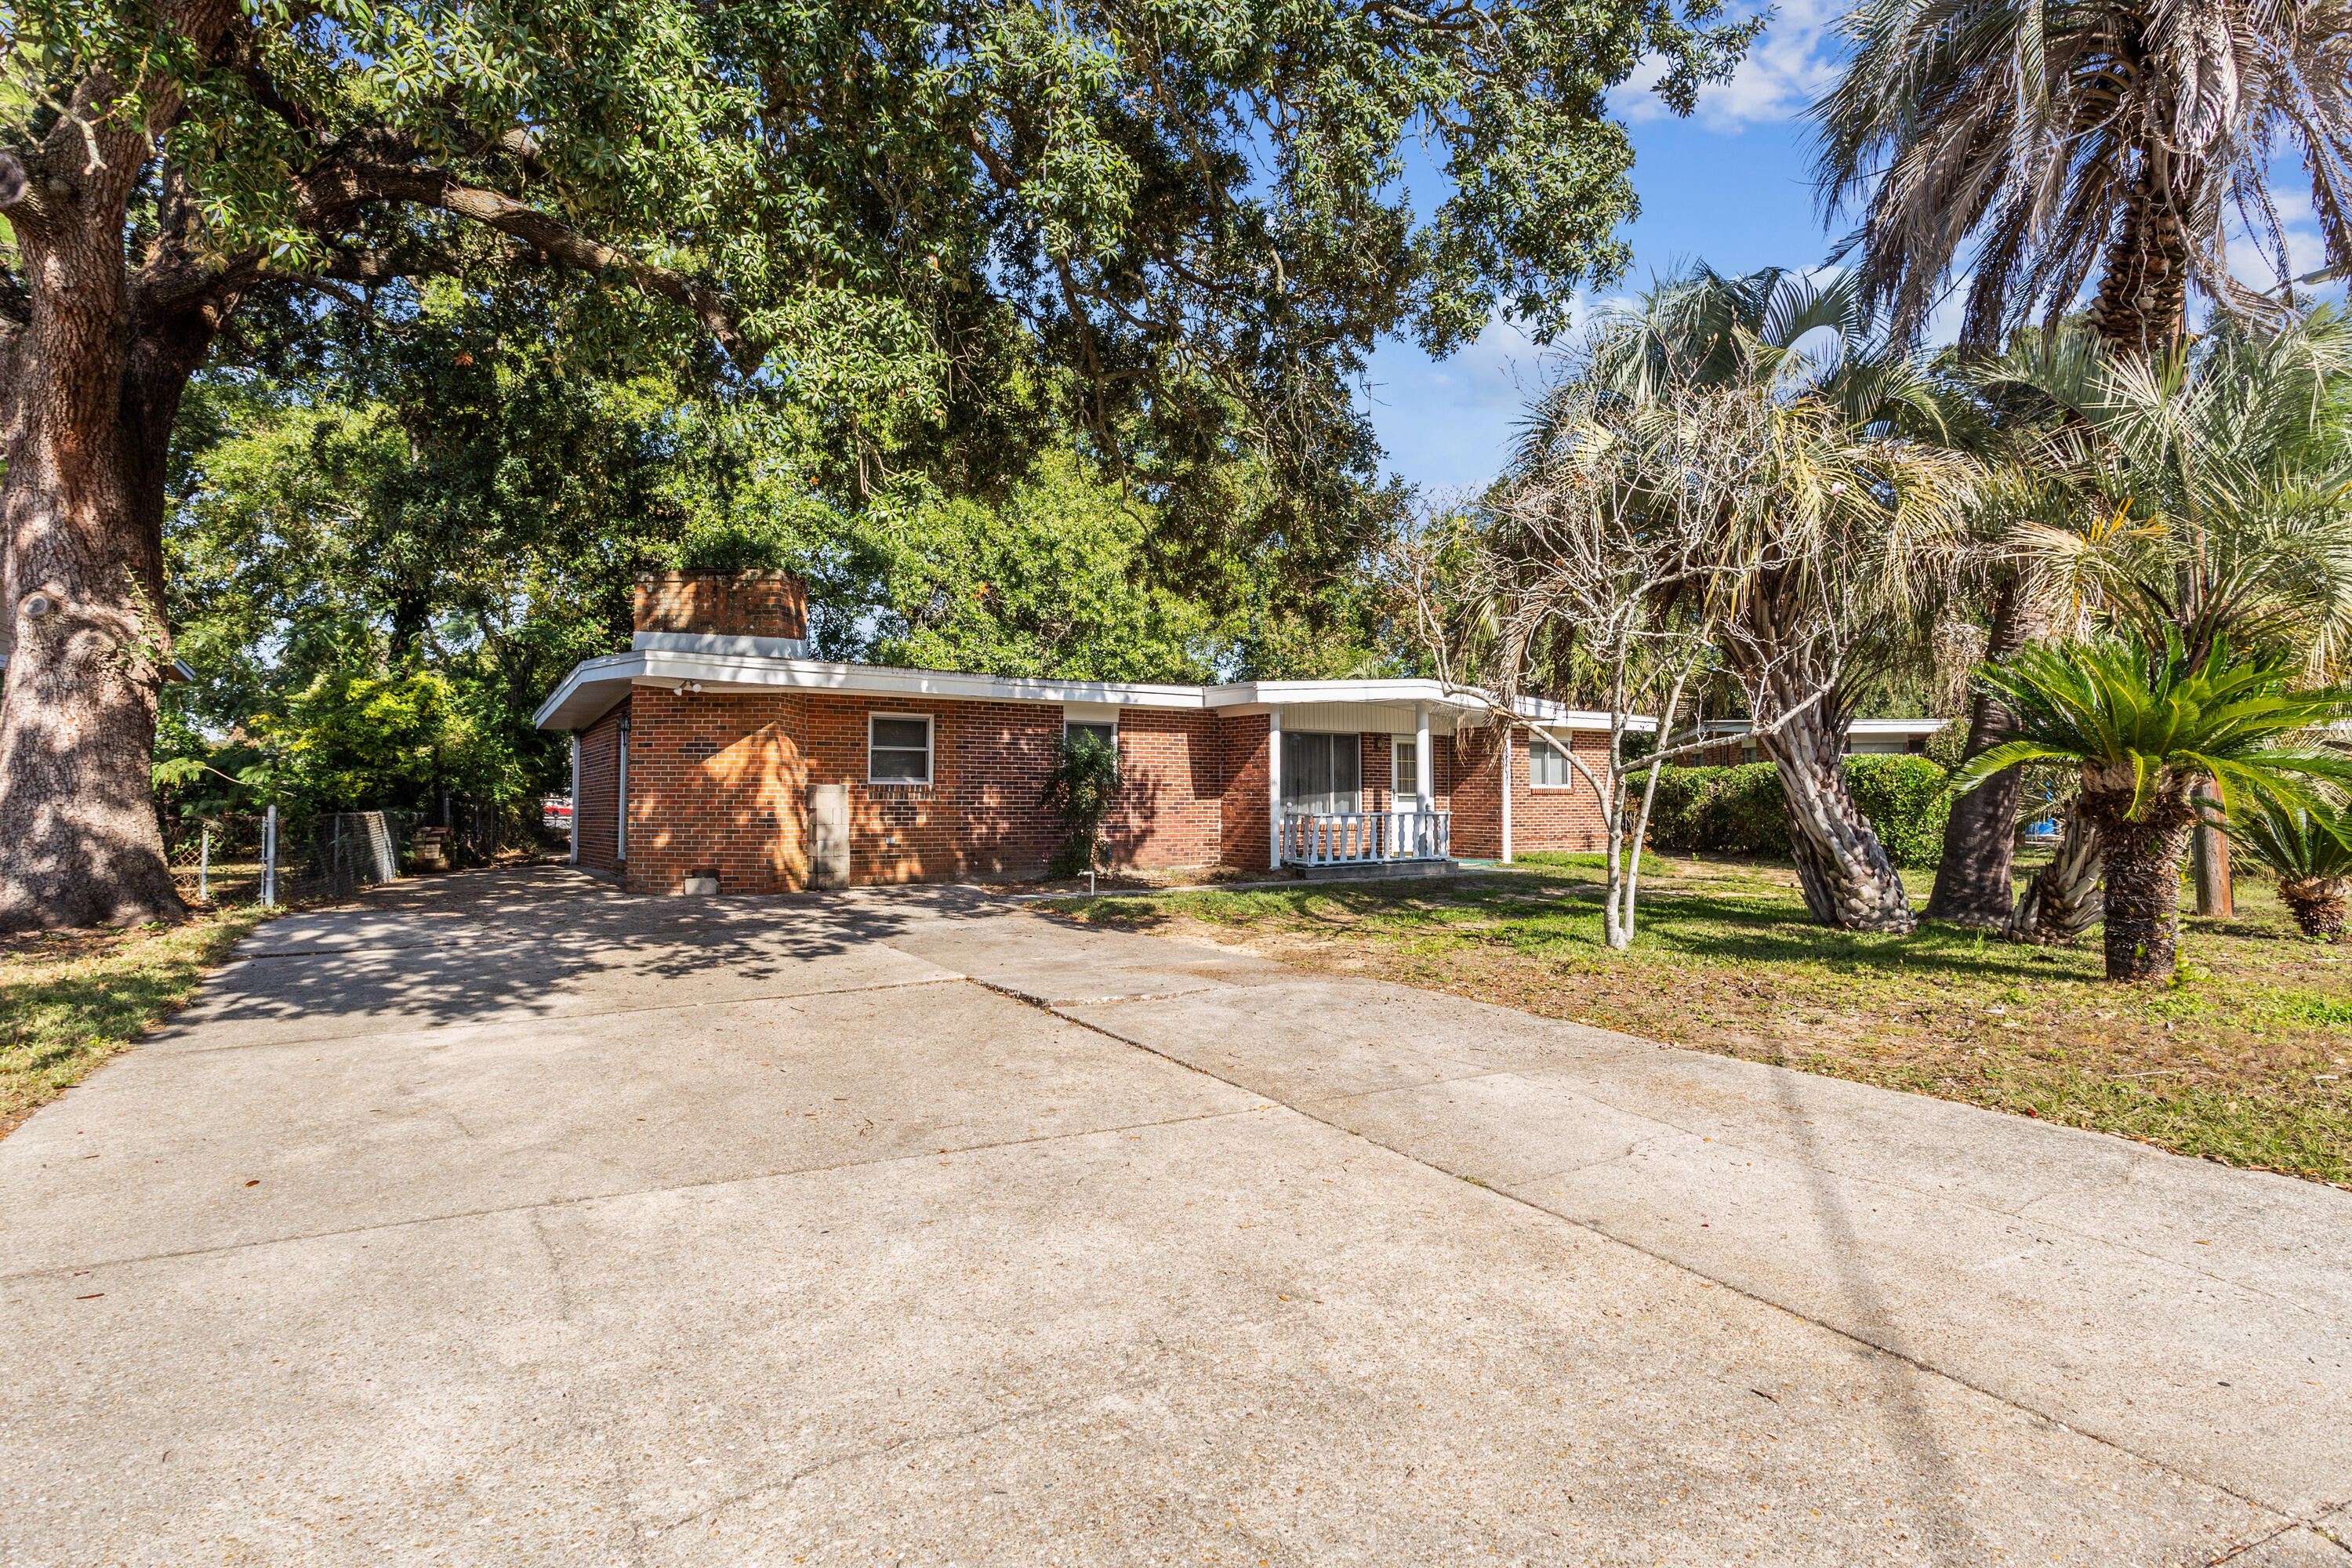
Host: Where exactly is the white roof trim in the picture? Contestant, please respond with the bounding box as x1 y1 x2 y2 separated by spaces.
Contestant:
533 652 1649 733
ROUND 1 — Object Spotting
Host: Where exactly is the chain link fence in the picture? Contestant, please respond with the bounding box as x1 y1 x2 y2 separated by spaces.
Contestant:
167 808 401 909
164 797 554 910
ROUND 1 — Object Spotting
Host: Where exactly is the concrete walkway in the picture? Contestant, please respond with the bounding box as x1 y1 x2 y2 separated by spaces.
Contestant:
2 866 2345 1566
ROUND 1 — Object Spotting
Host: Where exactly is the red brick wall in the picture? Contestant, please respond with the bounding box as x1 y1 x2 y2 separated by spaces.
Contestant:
1512 727 1612 854
1218 715 1272 871
1448 726 1504 858
575 700 627 873
1444 724 1613 858
619 688 813 894
633 570 808 639
607 693 1236 890
1104 707 1225 869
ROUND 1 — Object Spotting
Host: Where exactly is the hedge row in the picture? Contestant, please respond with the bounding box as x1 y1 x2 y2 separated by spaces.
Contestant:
1635 755 1951 869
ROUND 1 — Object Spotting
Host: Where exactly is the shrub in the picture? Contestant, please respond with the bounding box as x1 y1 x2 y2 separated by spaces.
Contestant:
1041 730 1121 877
1639 754 1949 868
1841 754 1952 869
1641 763 1790 857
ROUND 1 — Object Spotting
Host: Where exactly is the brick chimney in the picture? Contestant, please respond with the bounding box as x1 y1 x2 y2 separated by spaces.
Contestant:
633 570 808 641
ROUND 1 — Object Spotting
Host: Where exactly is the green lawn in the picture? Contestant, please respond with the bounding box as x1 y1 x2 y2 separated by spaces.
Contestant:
1044 853 2352 1188
1 906 271 1141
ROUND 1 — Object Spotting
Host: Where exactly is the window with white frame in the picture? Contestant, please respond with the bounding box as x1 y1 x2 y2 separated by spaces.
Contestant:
1529 731 1573 789
868 713 934 784
1065 719 1116 752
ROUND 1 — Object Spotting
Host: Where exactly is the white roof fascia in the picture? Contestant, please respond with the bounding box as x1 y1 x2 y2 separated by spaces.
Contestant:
1848 717 1951 735
1690 716 1951 738
535 653 1666 733
533 650 1210 731
1206 679 1646 731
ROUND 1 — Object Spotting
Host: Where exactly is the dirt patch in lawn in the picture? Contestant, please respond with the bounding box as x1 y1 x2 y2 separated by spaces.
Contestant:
1044 853 2352 1187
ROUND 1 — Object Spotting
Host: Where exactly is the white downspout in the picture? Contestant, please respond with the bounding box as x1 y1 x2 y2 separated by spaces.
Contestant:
1500 723 1513 864
1266 708 1284 870
568 734 580 865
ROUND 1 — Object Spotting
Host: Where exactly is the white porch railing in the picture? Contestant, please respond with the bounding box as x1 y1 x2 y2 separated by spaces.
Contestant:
1279 810 1450 868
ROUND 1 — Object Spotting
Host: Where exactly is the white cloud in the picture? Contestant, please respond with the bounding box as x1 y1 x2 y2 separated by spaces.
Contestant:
1613 0 1844 132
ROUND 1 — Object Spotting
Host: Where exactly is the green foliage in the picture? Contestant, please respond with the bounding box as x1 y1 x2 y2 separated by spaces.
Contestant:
1641 757 1951 867
1842 756 1955 869
1955 629 2352 821
1641 764 1792 857
2224 800 2352 885
1041 730 1123 877
17 0 1763 577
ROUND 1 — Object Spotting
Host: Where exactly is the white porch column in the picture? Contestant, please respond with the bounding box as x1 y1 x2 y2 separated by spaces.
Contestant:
616 714 630 862
568 735 580 864
1414 703 1432 810
1500 724 1513 863
1266 708 1283 869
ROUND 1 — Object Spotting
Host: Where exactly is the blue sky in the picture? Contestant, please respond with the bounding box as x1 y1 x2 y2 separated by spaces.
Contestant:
1359 0 2347 495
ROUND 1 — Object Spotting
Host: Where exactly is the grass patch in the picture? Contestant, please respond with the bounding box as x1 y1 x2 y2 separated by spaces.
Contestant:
1044 853 2352 1187
1 905 272 1141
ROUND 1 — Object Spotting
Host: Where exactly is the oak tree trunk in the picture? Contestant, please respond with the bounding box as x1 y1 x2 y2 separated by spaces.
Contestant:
2082 788 2193 981
1927 572 2038 925
0 45 230 930
0 198 194 927
1759 699 1917 934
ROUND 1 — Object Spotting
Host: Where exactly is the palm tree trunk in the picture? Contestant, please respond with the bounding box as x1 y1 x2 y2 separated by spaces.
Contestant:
2279 879 2347 940
2005 804 2104 942
1928 572 2036 924
2081 789 2194 980
2085 154 2192 354
1758 701 1917 934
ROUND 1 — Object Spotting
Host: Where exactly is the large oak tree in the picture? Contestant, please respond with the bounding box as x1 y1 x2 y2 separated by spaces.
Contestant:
0 0 1751 929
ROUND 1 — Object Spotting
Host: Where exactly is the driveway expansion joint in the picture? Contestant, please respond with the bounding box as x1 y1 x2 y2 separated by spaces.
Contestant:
1012 983 2308 1528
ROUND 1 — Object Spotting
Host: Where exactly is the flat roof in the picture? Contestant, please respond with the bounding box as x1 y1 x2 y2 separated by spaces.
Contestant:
532 646 1641 733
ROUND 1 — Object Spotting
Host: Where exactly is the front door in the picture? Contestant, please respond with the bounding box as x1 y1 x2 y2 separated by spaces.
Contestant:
1282 731 1361 815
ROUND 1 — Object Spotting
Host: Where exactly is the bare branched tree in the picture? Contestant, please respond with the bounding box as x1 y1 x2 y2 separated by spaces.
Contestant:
1400 369 1977 941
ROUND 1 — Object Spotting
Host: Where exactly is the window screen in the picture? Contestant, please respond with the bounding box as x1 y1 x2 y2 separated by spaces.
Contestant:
1282 732 1361 814
1530 733 1572 788
1065 720 1116 750
869 715 933 784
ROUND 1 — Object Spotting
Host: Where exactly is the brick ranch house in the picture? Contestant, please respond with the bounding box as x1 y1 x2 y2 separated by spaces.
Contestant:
533 571 1628 894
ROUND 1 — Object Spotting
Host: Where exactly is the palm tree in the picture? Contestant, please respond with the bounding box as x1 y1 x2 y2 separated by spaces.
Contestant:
1810 0 2352 354
2224 799 2352 937
1955 628 2352 978
1967 309 2352 930
1514 267 1980 931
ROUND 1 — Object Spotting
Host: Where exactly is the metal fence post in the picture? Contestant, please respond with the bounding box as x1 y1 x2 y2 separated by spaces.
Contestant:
262 806 278 908
198 827 211 903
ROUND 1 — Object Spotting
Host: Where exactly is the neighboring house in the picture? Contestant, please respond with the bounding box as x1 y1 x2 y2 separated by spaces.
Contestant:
1681 716 1951 768
532 570 1630 893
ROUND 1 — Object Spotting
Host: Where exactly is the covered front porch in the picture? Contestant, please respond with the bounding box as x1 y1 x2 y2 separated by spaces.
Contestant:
1259 695 1460 877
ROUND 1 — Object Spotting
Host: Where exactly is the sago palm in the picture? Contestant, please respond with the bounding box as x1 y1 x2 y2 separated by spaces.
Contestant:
1955 629 2352 978
2224 800 2352 938
1811 0 2352 352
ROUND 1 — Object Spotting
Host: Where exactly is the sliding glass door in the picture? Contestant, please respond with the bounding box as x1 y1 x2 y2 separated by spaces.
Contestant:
1282 731 1361 815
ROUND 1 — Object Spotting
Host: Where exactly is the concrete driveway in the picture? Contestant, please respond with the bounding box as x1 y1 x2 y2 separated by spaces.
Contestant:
2 867 2346 1566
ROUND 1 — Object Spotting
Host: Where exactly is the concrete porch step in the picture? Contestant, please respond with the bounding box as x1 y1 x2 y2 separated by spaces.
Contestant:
1290 858 1461 883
